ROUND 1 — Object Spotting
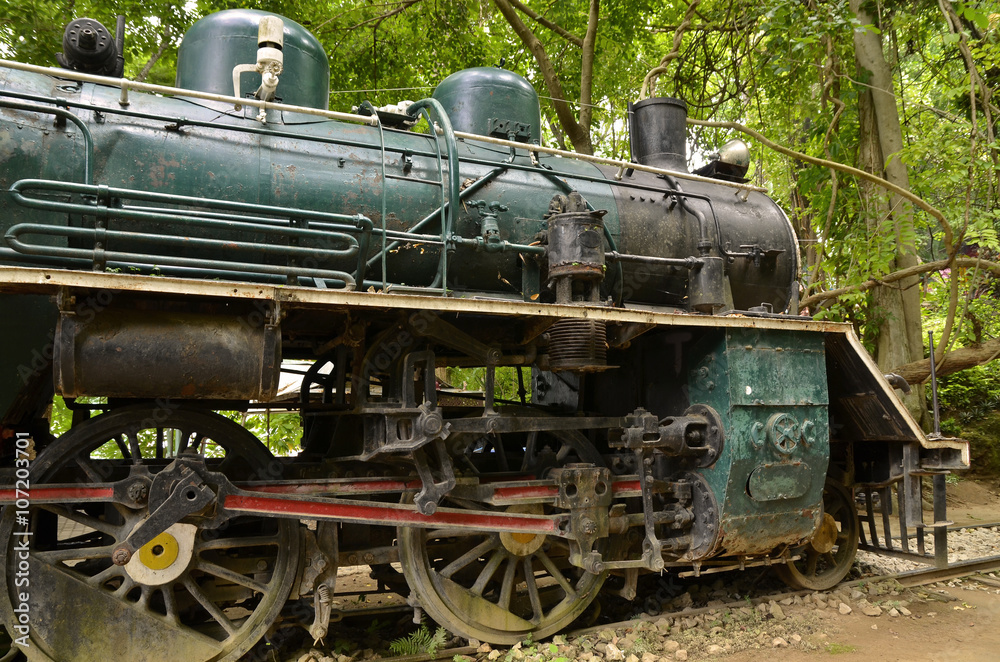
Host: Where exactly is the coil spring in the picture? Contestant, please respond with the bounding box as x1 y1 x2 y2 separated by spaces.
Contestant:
547 318 607 372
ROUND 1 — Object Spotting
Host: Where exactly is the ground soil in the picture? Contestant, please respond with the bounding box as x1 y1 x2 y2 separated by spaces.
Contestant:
716 583 1000 662
700 476 1000 662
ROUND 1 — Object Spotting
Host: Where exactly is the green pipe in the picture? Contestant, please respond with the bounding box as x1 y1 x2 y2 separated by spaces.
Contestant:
5 226 356 285
0 100 93 184
365 166 505 271
11 179 368 228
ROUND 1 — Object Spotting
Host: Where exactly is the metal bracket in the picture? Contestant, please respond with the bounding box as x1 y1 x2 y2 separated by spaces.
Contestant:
614 405 723 466
488 117 532 142
411 439 457 515
111 460 215 565
551 464 613 574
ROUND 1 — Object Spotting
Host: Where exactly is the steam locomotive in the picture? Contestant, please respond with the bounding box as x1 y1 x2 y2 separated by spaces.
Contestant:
0 9 968 661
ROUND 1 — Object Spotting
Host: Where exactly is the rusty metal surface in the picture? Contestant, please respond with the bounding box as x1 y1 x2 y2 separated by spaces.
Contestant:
54 305 281 400
826 331 970 462
0 266 848 332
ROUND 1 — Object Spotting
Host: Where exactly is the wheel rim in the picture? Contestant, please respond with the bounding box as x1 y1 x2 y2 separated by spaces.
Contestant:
0 405 298 662
775 480 859 590
399 429 606 644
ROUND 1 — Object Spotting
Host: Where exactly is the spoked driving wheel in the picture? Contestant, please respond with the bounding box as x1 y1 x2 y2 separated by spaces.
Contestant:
0 405 299 662
399 429 606 644
775 479 859 590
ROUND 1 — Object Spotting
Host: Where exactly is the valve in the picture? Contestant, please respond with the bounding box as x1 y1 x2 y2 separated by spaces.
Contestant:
232 15 285 121
467 200 509 252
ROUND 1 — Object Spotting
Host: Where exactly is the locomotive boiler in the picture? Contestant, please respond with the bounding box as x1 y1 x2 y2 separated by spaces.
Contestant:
0 9 968 661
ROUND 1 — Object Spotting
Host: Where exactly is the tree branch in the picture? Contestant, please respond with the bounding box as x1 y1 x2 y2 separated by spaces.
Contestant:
641 0 702 99
508 0 583 47
135 25 171 84
687 117 956 251
577 0 600 133
493 0 591 153
797 257 1000 310
892 336 1000 384
346 0 423 32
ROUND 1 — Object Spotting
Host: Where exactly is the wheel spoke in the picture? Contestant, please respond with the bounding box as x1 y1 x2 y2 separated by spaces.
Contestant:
85 563 124 587
196 534 280 551
195 559 269 594
470 550 505 596
127 432 143 464
39 504 122 537
114 434 131 459
497 557 518 611
162 584 180 624
535 550 575 597
425 528 481 539
182 576 238 636
440 538 495 579
805 551 819 577
33 544 116 564
74 456 105 483
522 558 543 624
113 574 135 597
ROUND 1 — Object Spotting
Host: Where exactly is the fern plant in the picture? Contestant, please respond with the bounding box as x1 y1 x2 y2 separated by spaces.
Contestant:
388 624 448 656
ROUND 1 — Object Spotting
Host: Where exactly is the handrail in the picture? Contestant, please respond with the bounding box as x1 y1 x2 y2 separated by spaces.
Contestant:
405 98 460 292
6 179 375 288
0 59 378 127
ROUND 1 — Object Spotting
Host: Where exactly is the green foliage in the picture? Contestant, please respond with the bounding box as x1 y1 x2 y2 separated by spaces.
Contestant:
961 411 1000 476
445 367 529 403
935 364 1000 419
388 624 448 656
47 396 300 457
218 410 302 456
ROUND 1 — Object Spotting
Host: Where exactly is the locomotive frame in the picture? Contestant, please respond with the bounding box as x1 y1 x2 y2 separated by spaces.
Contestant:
0 9 970 661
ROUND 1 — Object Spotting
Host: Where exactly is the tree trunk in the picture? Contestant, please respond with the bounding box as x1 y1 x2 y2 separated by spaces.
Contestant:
892 337 1000 385
850 0 927 423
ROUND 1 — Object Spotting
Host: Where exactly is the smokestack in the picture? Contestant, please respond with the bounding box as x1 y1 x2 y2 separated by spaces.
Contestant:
629 97 688 172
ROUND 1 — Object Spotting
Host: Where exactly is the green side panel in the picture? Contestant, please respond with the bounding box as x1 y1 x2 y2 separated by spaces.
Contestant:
688 328 829 557
176 9 330 110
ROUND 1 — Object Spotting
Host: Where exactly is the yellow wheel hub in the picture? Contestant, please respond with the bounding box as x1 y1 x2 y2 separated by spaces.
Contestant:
499 504 547 557
124 522 197 586
138 531 180 570
808 512 838 554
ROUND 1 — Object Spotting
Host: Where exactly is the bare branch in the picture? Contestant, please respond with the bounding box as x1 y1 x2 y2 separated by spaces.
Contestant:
577 0 600 133
493 0 591 153
135 26 171 84
893 336 1000 384
508 0 583 47
641 0 702 99
797 257 1000 310
346 0 423 32
687 117 956 253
